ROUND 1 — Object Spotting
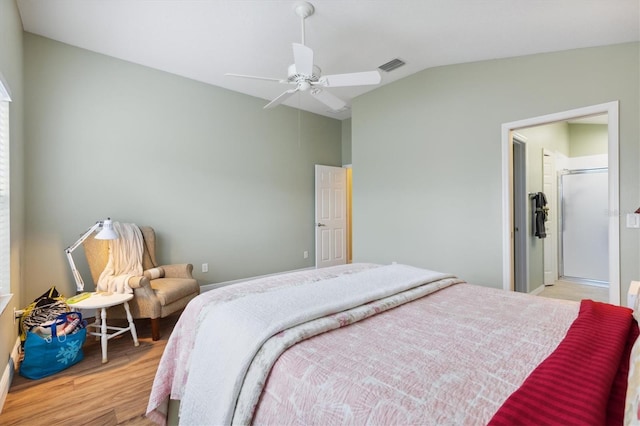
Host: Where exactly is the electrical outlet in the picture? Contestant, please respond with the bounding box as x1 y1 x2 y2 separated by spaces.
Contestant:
13 307 23 324
627 213 640 229
303 251 309 259
202 263 209 273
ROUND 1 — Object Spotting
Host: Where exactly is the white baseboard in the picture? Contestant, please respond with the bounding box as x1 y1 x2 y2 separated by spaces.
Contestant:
529 285 545 296
10 338 19 369
200 266 315 293
0 363 10 414
0 337 21 414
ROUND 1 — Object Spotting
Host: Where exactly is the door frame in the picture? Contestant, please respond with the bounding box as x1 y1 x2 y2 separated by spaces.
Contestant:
501 101 619 304
512 137 528 293
344 164 353 264
542 148 557 286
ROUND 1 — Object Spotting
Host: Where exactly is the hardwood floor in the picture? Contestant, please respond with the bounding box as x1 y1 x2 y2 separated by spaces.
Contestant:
0 314 179 426
537 279 609 303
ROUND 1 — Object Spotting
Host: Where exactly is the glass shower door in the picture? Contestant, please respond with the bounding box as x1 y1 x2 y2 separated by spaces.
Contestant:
559 168 608 284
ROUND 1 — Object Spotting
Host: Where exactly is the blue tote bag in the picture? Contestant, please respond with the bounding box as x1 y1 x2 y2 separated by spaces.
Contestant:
20 311 87 380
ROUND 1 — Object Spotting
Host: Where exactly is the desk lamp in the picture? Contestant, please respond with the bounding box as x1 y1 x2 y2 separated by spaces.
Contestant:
65 218 118 293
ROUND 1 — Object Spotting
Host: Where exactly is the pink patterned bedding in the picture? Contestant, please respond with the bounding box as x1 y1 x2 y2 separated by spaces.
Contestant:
147 263 579 425
147 263 381 424
251 281 578 425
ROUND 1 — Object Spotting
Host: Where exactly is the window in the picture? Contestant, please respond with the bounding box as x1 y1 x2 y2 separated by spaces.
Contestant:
0 76 11 313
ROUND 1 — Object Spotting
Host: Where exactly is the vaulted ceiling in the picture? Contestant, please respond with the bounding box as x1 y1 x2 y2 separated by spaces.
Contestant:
16 0 640 119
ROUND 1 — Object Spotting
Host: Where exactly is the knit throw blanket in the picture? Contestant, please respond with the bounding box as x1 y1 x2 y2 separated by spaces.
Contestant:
489 299 638 426
96 222 143 294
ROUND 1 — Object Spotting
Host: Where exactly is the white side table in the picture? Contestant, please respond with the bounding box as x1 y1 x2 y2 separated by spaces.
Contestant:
67 292 140 363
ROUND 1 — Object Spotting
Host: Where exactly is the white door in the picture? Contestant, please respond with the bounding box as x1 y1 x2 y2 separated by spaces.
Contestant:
315 165 346 268
542 149 557 285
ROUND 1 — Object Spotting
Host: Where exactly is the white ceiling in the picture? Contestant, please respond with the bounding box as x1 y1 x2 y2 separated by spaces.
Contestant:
16 0 640 120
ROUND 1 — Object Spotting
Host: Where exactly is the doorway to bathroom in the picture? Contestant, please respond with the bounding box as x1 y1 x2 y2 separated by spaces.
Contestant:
502 101 619 304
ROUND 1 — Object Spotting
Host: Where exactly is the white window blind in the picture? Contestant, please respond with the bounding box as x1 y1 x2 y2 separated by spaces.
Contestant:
0 82 10 298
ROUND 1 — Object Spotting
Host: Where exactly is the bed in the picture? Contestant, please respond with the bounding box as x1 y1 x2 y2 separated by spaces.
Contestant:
146 263 640 425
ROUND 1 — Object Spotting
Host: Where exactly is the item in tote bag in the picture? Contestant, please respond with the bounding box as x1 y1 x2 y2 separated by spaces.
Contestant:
19 286 69 343
19 311 87 380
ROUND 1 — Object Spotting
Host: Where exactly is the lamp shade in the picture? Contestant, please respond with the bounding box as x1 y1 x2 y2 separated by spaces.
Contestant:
95 218 118 240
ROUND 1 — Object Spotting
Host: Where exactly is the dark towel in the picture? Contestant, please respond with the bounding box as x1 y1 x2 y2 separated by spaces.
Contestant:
534 191 548 238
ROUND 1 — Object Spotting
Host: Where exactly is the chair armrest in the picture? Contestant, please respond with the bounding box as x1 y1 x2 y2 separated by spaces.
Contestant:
126 275 161 318
160 263 194 279
127 275 151 289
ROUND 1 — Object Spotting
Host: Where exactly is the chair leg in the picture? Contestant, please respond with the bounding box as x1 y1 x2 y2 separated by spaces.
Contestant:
151 318 161 341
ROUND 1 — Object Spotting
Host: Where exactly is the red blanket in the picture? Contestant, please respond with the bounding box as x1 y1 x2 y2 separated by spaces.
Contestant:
489 300 638 426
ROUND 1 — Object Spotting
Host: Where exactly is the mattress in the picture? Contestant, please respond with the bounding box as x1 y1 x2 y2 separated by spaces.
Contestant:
146 263 637 425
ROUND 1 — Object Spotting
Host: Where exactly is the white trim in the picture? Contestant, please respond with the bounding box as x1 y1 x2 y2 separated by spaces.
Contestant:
0 362 10 413
10 338 20 370
501 101 620 304
512 131 528 142
0 294 12 316
0 100 10 297
200 267 315 292
528 285 545 296
0 74 11 102
0 338 20 414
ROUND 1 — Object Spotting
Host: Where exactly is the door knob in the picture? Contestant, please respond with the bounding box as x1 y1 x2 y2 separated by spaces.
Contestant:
317 223 326 227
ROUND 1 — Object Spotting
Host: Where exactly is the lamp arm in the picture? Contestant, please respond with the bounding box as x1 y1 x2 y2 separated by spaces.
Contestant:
65 249 86 293
64 221 103 293
65 222 102 254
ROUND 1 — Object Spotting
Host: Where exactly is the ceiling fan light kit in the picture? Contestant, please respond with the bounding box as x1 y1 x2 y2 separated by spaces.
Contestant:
226 1 381 112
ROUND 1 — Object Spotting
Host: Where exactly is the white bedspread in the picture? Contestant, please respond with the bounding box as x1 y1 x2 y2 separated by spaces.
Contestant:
179 264 452 425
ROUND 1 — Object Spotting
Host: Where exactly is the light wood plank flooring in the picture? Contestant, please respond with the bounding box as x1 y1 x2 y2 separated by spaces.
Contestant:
0 314 179 426
537 279 609 303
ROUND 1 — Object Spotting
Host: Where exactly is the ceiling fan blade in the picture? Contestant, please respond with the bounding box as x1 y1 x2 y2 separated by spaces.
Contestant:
264 88 299 109
292 43 314 76
310 89 346 111
319 71 381 87
225 73 283 83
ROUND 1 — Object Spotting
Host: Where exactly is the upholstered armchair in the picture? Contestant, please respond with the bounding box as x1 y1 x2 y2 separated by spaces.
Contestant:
83 226 200 340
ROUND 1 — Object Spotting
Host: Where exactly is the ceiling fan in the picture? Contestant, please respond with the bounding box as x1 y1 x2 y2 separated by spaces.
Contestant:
226 1 381 111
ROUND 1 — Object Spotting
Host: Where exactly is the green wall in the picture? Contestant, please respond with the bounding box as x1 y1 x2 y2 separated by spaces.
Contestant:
341 118 352 165
352 43 639 300
23 33 342 302
569 123 608 157
0 0 25 381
